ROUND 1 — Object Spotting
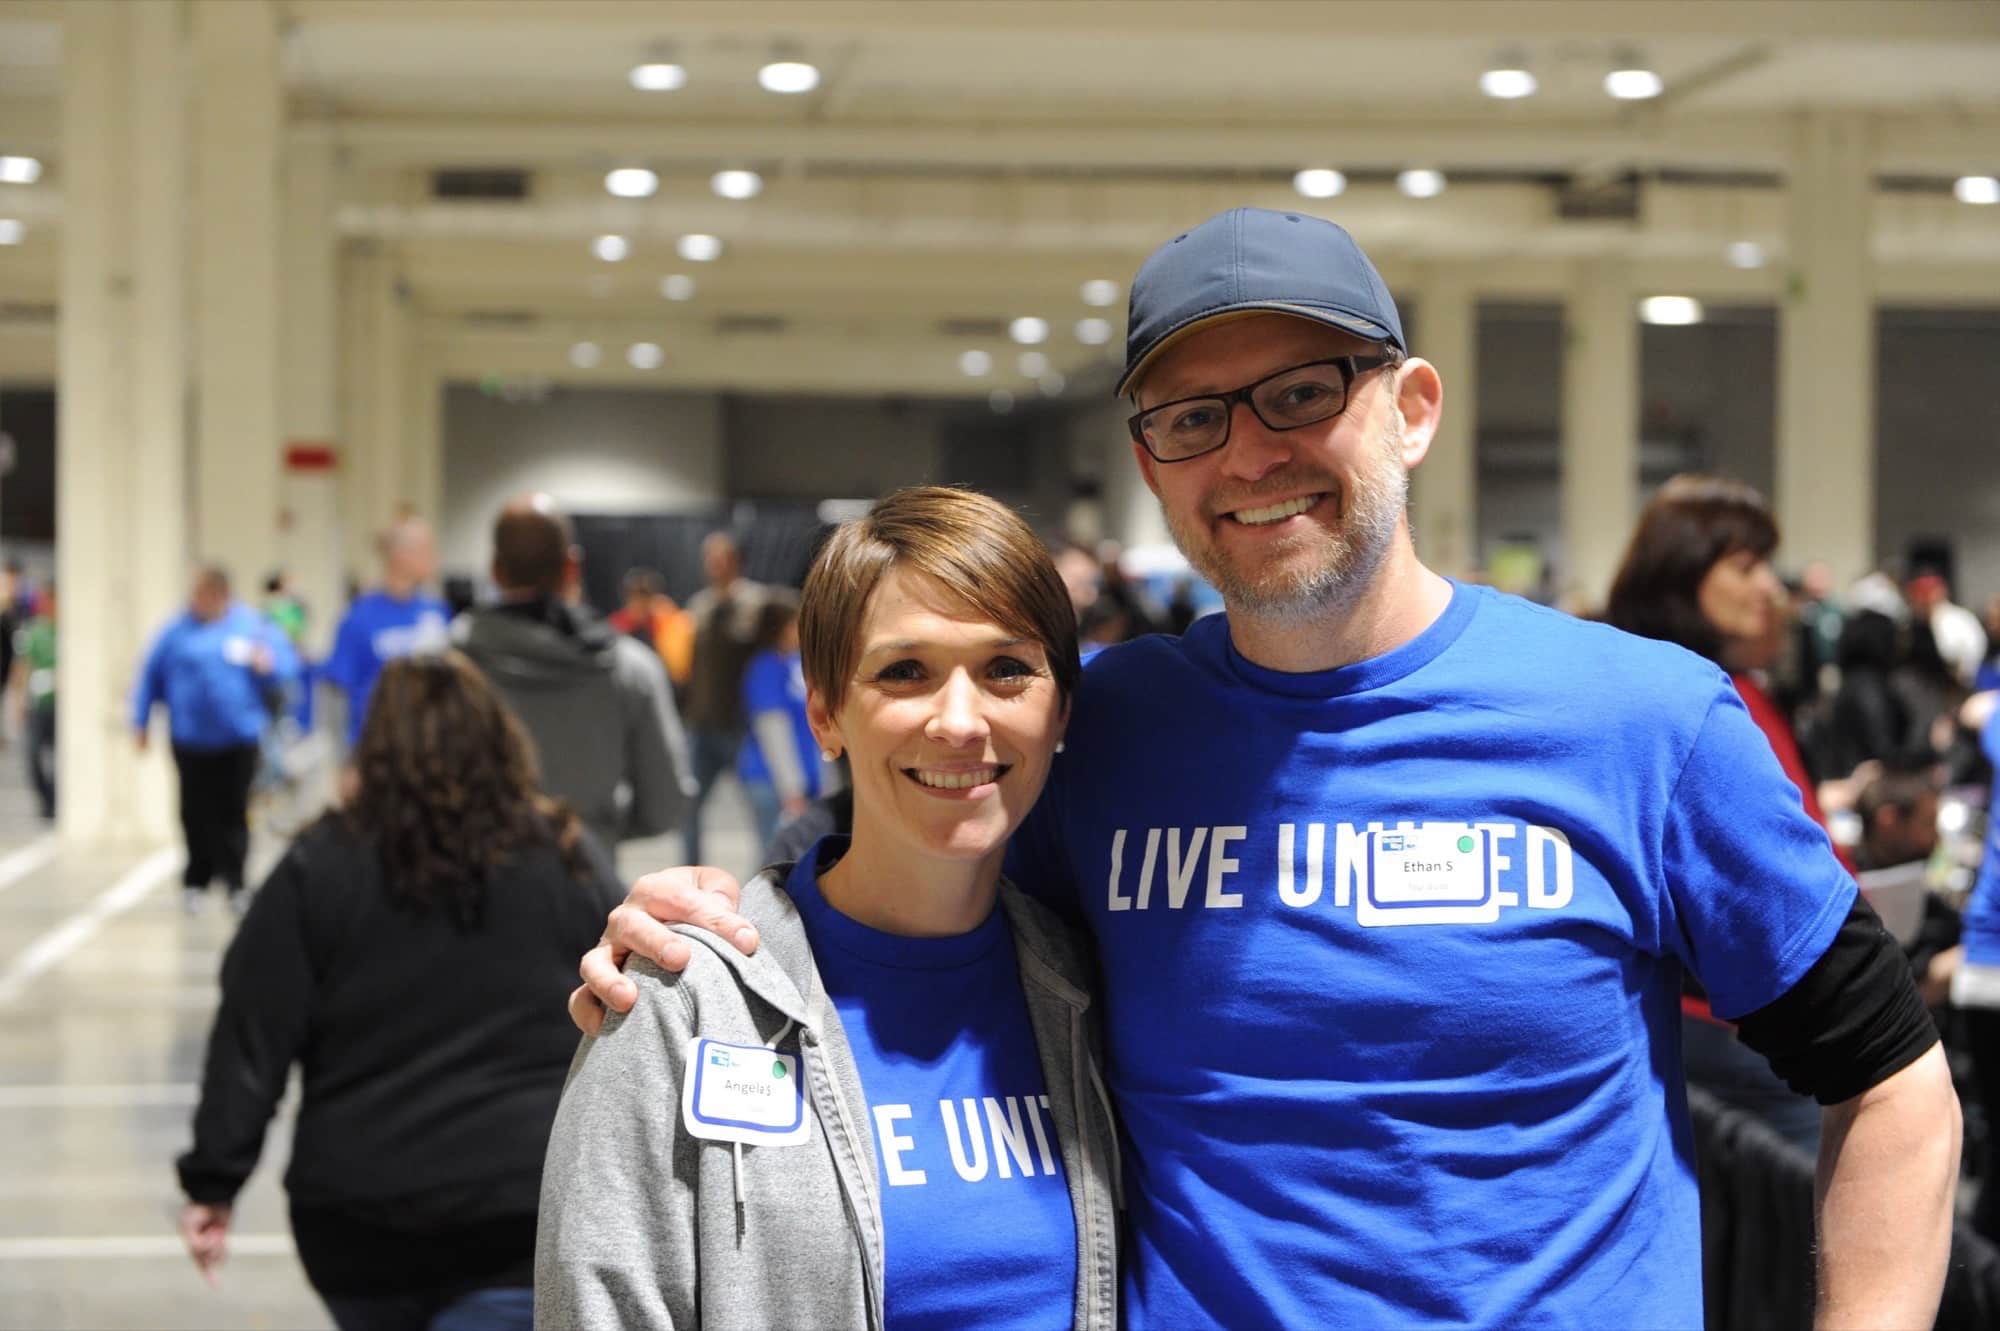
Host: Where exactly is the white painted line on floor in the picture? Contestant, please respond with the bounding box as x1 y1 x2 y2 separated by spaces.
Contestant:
0 1234 295 1259
0 846 182 1006
0 832 58 898
0 1083 198 1108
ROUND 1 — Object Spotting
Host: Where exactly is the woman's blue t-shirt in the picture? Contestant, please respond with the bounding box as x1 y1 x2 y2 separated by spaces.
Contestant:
786 843 1075 1330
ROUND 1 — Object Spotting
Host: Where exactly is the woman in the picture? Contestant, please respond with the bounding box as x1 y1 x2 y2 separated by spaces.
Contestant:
176 652 622 1331
736 594 822 852
537 487 1120 1331
1605 474 1857 1153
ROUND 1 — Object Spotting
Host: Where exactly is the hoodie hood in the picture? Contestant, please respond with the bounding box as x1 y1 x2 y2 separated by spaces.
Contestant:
451 601 621 690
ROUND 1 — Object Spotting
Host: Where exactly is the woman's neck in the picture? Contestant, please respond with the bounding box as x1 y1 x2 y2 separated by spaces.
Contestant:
816 827 1002 938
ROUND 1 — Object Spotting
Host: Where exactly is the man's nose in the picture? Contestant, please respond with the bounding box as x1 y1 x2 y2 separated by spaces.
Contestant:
1215 400 1294 482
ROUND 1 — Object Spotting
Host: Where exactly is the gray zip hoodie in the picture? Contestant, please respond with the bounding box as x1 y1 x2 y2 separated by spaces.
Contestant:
452 603 693 848
536 865 1121 1331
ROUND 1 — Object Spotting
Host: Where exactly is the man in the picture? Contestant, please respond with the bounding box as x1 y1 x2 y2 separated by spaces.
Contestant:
134 567 297 912
322 517 450 748
579 209 1957 1328
606 567 693 688
677 531 766 864
453 495 693 852
1906 569 1988 689
10 581 55 819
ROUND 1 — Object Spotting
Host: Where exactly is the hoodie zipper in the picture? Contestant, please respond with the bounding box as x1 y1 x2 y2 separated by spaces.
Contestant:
801 1026 886 1330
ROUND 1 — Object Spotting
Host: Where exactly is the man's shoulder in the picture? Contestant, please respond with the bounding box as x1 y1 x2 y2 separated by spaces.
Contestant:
1455 585 1729 705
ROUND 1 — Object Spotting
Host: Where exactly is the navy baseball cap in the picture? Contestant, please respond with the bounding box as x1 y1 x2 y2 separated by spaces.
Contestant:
1117 207 1405 397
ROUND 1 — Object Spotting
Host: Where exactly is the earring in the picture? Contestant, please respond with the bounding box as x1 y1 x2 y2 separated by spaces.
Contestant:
1055 741 1066 754
820 748 839 762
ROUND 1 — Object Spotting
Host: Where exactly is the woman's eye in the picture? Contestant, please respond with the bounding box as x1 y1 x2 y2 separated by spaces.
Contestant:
874 659 925 683
988 656 1040 682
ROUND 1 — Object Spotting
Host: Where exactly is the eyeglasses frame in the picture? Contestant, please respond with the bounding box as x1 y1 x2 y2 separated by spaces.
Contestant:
1126 352 1402 464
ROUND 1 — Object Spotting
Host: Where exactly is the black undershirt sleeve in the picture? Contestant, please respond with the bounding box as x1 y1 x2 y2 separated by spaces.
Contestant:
1729 894 1939 1106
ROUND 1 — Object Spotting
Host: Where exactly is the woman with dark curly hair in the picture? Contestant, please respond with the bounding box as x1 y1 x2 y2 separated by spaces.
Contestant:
175 650 622 1331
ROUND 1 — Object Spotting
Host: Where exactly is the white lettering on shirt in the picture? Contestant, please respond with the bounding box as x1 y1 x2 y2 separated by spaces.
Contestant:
874 1104 927 1186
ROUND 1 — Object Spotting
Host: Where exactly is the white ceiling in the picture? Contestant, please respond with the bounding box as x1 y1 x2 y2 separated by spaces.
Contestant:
1 0 1998 395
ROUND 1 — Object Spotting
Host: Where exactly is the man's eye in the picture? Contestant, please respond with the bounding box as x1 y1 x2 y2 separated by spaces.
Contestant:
1168 406 1221 434
1275 381 1333 408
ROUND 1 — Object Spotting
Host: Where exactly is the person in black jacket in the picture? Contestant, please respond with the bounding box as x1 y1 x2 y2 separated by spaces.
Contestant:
175 650 621 1331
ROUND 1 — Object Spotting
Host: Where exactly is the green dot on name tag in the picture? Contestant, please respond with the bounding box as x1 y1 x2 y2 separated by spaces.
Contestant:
772 1060 787 1078
1457 835 1476 853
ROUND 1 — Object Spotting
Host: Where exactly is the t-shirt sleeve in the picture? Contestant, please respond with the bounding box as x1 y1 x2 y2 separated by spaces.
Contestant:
322 610 362 691
1659 682 1858 1020
741 653 786 716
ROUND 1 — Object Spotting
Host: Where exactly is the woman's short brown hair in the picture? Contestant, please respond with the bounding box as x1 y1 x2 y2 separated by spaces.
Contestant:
799 486 1081 714
1604 473 1779 666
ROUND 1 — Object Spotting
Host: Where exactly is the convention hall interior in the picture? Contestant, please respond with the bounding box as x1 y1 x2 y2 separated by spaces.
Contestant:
1 1 1999 1328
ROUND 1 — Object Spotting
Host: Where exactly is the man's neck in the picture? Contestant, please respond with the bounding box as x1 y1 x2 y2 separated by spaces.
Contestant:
1225 541 1454 675
381 574 420 600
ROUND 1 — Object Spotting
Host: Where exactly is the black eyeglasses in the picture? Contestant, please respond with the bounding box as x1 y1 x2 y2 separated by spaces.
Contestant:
1127 354 1398 464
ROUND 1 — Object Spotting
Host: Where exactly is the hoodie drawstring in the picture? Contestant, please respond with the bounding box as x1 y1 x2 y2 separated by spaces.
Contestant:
731 1017 801 1209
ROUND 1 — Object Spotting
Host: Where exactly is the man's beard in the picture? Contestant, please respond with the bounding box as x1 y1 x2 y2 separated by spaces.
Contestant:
1161 419 1407 623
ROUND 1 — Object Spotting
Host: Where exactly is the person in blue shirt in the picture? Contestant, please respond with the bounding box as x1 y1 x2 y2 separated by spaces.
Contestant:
537 487 1119 1331
1953 689 2000 1242
322 517 450 749
581 209 1959 1330
736 595 822 853
134 566 299 912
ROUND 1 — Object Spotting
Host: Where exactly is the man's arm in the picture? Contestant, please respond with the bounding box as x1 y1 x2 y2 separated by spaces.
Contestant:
1813 1045 1959 1331
568 866 754 1035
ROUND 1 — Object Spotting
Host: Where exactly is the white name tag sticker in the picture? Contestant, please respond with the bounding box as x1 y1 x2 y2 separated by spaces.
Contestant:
1359 824 1499 927
221 636 255 666
681 1037 810 1147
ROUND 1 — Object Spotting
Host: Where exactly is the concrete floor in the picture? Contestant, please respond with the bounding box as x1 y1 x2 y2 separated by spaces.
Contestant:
0 741 762 1331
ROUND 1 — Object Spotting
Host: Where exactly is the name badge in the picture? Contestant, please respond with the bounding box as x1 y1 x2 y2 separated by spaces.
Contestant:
221 636 255 666
1358 824 1498 927
681 1037 809 1147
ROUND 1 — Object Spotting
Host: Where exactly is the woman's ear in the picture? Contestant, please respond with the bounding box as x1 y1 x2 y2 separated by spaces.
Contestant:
805 686 840 758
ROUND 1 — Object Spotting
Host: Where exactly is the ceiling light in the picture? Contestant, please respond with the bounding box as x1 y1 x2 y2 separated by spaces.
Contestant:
1018 351 1049 378
1293 168 1347 200
1397 169 1446 199
1605 68 1663 100
592 234 629 262
758 61 820 94
1080 279 1119 307
605 167 658 199
988 390 1016 415
959 349 993 377
711 169 763 201
1479 68 1538 100
1075 317 1113 346
569 341 602 369
0 219 22 245
1954 175 2000 205
1009 316 1049 345
0 157 41 185
1638 295 1703 326
660 274 696 301
1037 372 1068 398
676 234 722 262
629 63 686 92
1726 241 1766 270
627 342 665 370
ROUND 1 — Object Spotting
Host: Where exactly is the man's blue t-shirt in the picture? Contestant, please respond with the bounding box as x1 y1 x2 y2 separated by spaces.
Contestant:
1961 709 2000 966
785 843 1076 1331
1006 581 1855 1330
132 602 300 750
323 591 450 745
738 650 821 797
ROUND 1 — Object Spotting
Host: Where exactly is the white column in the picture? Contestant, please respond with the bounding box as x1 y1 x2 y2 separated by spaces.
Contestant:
402 343 444 532
1408 266 1478 578
57 1 185 844
1559 259 1640 611
340 242 412 574
191 0 282 594
281 131 345 653
1776 112 1875 585
1087 400 1172 551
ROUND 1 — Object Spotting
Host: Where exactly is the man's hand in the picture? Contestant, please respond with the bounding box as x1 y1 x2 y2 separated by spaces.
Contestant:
178 1201 231 1289
135 731 150 754
568 866 754 1035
